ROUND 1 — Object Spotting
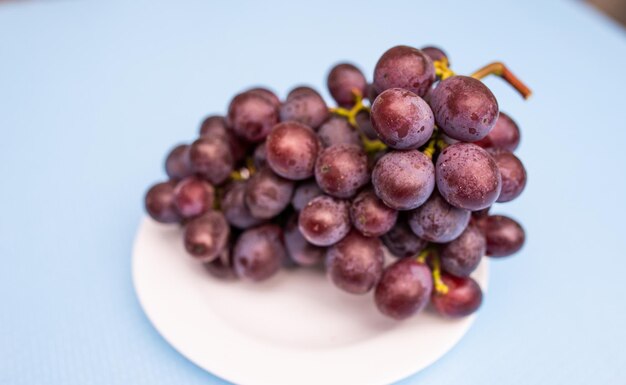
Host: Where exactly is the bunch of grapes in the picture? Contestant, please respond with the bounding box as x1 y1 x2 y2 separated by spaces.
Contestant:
144 45 530 320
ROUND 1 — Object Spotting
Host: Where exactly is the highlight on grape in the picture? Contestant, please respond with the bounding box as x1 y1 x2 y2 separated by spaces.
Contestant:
144 44 529 320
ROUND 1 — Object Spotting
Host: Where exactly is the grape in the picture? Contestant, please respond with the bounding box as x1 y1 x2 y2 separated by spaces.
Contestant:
439 224 485 277
244 167 294 219
291 179 322 211
381 218 428 258
145 181 181 223
164 144 192 181
204 248 236 279
221 181 263 229
315 144 369 198
429 75 499 141
325 230 384 294
408 191 470 243
473 112 520 151
246 87 281 109
374 258 432 320
284 214 324 266
472 206 491 219
431 274 482 317
370 88 434 149
327 63 367 107
373 45 435 97
355 110 378 139
233 224 285 281
279 86 328 129
253 141 267 169
189 137 234 185
298 195 350 246
350 188 398 237
372 150 435 210
173 176 215 219
199 115 228 137
488 149 527 202
421 46 449 65
317 116 361 148
228 91 278 142
200 115 249 162
266 121 320 180
476 215 525 257
183 211 229 262
436 143 501 211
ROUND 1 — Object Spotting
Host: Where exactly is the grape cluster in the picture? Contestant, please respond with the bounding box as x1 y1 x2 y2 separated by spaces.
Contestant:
145 44 530 321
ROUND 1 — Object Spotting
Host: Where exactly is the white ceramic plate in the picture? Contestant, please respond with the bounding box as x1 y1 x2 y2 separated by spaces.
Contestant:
133 218 489 385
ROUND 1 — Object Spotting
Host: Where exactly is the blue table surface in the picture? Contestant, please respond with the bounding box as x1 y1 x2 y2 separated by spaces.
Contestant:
1 0 626 384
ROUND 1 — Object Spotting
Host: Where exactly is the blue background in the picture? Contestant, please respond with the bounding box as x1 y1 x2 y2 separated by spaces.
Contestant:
1 0 625 384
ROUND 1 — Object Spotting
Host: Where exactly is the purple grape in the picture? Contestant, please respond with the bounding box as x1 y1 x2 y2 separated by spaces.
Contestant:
221 181 263 229
429 75 499 141
436 143 501 210
473 112 520 151
189 137 234 185
476 215 525 257
266 121 320 180
381 218 428 258
284 214 324 266
421 46 449 65
298 195 350 246
488 149 527 202
355 110 378 139
317 116 361 148
173 176 215 219
350 188 398 237
440 224 485 277
373 45 435 97
165 144 192 181
279 86 329 129
291 179 323 211
325 230 384 294
145 181 181 223
199 115 228 137
372 150 435 210
374 258 433 320
315 144 369 198
244 167 294 219
431 274 483 317
370 88 434 149
246 87 281 109
183 211 229 262
327 63 367 107
253 141 267 169
228 91 278 142
199 115 250 162
408 191 470 243
233 224 285 281
203 248 236 279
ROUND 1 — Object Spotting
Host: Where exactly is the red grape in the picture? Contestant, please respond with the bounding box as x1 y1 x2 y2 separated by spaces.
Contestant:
173 176 215 219
372 150 435 210
488 149 527 202
325 230 384 294
375 258 433 320
164 144 192 181
266 121 320 180
370 88 434 149
431 274 483 317
298 194 351 246
436 143 501 210
233 224 285 281
327 63 367 107
429 76 499 141
315 144 369 198
350 188 398 237
279 86 328 129
408 191 470 243
439 224 485 277
228 91 278 142
373 45 435 97
189 137 234 185
244 167 294 219
145 181 181 223
183 211 229 262
476 215 525 257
